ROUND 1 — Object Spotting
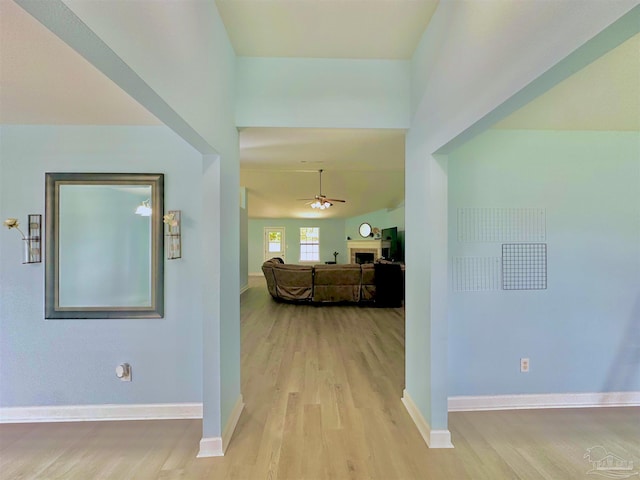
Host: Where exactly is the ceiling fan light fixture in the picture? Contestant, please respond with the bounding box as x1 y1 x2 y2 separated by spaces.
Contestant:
305 170 343 211
311 199 332 210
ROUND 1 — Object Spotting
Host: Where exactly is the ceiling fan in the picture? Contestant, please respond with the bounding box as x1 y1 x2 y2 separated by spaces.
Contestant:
298 169 346 210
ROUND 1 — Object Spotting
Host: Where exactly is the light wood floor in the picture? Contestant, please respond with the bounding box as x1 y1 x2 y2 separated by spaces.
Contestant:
1 277 638 479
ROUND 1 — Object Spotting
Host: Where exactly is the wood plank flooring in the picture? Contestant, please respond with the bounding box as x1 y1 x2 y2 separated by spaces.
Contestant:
1 276 638 479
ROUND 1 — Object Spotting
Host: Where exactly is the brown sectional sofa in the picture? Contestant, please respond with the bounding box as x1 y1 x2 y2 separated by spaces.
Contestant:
360 263 376 302
313 263 362 302
261 258 403 306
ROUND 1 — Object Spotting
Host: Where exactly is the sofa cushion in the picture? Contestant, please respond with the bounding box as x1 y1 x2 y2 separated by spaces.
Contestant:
313 264 362 302
272 263 314 301
360 263 376 302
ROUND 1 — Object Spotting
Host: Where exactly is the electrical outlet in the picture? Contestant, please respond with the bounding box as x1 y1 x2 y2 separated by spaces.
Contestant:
520 358 530 373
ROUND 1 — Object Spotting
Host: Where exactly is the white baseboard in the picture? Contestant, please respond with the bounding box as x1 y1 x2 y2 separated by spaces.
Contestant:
222 395 245 453
0 402 203 424
240 284 249 295
402 390 454 448
249 272 263 277
197 395 244 457
197 437 223 457
448 391 640 412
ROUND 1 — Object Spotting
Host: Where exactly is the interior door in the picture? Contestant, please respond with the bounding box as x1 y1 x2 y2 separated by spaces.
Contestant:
264 227 285 262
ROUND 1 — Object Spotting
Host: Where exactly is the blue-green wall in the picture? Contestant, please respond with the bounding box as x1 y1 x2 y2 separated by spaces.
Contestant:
236 58 410 129
248 218 347 273
449 129 640 395
344 205 405 240
0 126 204 407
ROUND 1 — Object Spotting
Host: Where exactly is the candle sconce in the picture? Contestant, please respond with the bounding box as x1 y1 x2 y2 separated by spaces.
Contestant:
3 214 41 264
163 210 181 260
25 214 42 264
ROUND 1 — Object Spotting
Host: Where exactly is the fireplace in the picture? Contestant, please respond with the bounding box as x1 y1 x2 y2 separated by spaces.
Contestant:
347 240 390 264
355 252 375 264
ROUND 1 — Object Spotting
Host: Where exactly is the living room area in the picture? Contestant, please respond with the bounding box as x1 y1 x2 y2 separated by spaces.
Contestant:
240 127 407 306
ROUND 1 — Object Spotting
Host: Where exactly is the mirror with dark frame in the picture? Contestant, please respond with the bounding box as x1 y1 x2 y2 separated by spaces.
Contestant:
45 173 164 319
359 222 372 238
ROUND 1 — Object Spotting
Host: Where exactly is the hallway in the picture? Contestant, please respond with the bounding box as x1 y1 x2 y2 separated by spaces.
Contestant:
232 276 420 478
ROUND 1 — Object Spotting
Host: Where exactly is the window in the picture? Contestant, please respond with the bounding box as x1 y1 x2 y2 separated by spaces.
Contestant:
299 227 320 262
268 231 282 253
264 227 285 262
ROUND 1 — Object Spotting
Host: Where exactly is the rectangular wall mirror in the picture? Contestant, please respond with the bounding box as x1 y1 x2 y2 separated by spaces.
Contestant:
45 173 164 319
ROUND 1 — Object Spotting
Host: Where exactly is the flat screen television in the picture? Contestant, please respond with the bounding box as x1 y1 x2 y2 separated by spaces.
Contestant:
381 227 399 261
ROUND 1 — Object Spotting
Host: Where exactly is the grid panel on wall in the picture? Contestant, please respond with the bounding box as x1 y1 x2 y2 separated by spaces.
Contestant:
457 208 546 242
452 257 501 291
502 243 547 290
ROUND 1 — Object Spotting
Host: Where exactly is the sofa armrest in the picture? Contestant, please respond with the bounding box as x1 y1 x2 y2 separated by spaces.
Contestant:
272 264 314 301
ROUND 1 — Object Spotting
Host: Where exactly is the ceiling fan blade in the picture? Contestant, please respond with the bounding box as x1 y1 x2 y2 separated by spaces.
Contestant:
298 170 347 207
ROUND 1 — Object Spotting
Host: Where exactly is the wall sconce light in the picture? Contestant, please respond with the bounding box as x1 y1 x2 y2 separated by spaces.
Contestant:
3 214 42 264
25 215 42 264
163 210 181 260
135 199 152 216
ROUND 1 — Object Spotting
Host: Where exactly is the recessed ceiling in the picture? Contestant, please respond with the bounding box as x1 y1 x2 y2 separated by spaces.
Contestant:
241 127 405 171
2 1 636 130
240 128 405 218
0 0 159 125
495 32 640 131
215 0 439 59
2 1 637 221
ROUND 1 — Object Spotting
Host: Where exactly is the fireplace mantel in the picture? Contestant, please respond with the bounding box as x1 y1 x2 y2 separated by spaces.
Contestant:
347 240 390 263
